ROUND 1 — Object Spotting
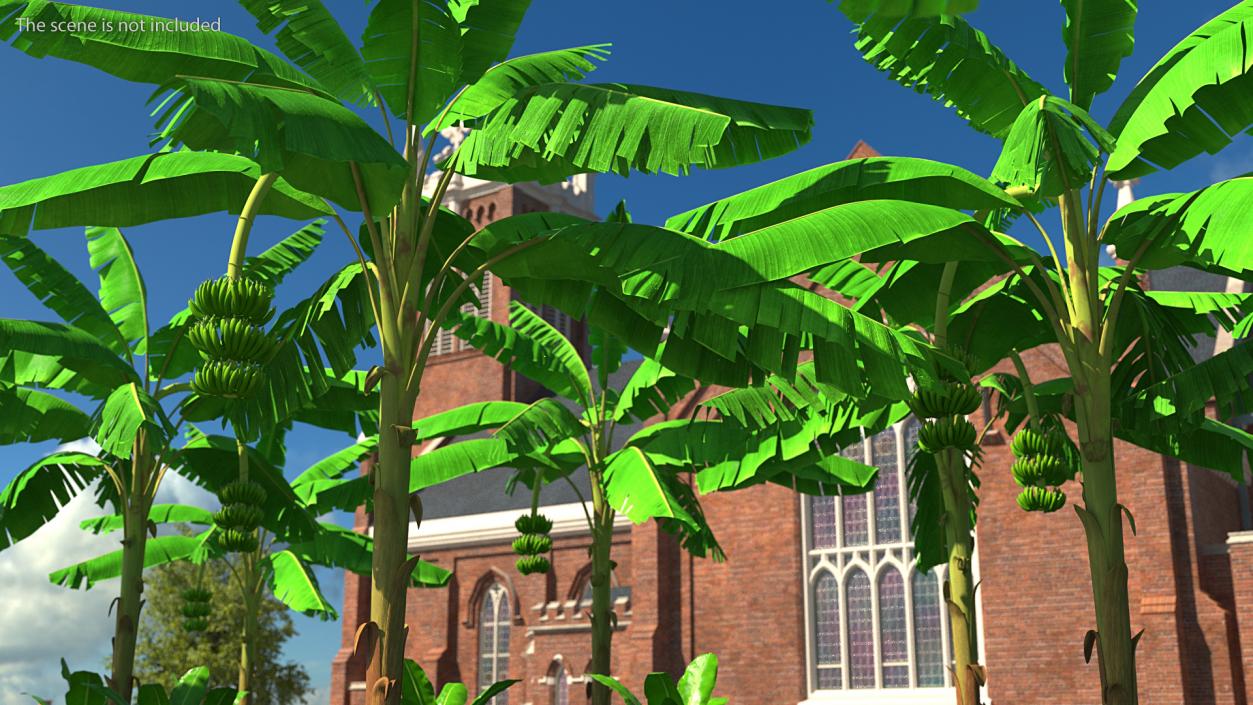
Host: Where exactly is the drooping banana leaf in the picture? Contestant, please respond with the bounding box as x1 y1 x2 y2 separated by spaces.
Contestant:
846 13 1048 138
990 96 1115 197
0 152 330 238
0 451 108 550
1107 2 1253 178
287 522 452 587
239 0 374 106
1061 0 1138 110
94 383 170 460
612 356 697 424
836 0 978 21
0 318 138 394
0 2 326 93
601 446 697 528
0 387 92 445
1104 175 1253 279
0 236 127 356
264 549 338 619
446 83 812 182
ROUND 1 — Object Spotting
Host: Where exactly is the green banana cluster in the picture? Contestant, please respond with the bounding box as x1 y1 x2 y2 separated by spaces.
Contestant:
909 381 981 419
917 416 978 453
189 277 275 324
180 588 211 633
188 276 279 400
1010 427 1072 513
215 480 267 553
514 513 553 576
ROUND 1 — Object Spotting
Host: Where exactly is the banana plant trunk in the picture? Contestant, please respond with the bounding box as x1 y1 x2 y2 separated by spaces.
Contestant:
1073 344 1137 704
238 579 259 705
367 374 417 705
1062 191 1138 705
588 470 616 705
935 448 980 705
111 442 153 703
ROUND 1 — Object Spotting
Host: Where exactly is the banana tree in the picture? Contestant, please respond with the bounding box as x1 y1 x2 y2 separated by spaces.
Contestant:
37 662 241 705
400 658 517 705
0 223 340 701
648 4 1253 702
1 3 821 697
438 297 904 704
50 432 454 705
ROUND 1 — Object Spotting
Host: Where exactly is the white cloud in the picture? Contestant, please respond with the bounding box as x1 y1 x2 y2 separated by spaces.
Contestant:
54 438 101 456
154 471 217 509
0 483 117 704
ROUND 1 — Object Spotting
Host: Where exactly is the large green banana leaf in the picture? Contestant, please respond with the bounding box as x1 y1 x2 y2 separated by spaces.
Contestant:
79 504 214 535
0 318 138 393
846 13 1048 138
94 383 170 460
1104 175 1253 279
432 45 610 131
0 2 325 93
1107 2 1253 178
445 83 812 182
665 156 1019 241
1061 0 1138 110
837 0 978 21
990 96 1115 197
265 549 338 619
85 227 148 353
0 451 107 549
155 78 407 211
239 0 374 106
361 0 462 125
0 386 92 445
448 0 533 87
0 152 330 238
601 446 697 528
287 522 452 588
0 236 127 356
49 532 207 589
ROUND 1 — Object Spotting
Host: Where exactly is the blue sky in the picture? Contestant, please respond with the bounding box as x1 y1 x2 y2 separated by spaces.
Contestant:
0 1 1249 702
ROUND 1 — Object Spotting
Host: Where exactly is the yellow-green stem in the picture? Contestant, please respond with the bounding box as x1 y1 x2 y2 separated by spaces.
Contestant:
227 173 278 280
931 262 980 704
1061 189 1137 705
110 433 153 704
1009 350 1042 432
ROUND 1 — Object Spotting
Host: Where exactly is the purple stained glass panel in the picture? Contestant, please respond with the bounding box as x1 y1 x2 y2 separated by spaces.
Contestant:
912 570 946 687
878 569 909 687
846 570 875 688
814 574 841 668
812 496 837 549
873 429 901 543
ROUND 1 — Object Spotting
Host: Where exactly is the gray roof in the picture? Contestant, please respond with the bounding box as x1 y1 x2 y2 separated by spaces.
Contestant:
418 358 651 520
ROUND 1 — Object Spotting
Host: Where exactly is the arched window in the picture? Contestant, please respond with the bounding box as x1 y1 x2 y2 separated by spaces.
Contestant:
804 418 955 693
477 583 511 705
548 660 570 705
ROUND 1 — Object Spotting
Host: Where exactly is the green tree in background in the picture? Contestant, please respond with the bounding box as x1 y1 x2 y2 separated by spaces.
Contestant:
133 554 310 705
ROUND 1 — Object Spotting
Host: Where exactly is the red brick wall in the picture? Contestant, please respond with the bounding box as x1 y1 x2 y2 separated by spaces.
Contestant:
1229 535 1253 690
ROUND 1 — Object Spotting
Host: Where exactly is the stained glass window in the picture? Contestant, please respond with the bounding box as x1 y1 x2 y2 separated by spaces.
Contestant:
806 418 955 692
478 583 510 705
549 661 569 705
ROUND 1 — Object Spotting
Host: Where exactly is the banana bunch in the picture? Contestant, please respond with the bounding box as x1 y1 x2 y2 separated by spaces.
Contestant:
1010 428 1072 513
909 381 981 419
188 276 279 400
917 416 978 454
514 512 553 576
180 588 211 633
215 480 267 553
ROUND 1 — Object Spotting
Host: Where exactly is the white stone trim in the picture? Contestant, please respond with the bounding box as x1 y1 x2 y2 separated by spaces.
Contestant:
1227 530 1253 546
348 681 366 691
799 690 953 705
395 502 630 551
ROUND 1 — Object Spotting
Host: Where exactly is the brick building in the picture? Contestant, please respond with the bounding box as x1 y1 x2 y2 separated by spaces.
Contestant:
330 146 1253 705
